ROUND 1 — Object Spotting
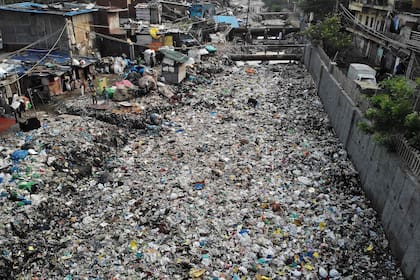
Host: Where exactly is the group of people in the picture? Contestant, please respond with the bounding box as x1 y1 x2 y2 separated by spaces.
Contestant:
91 86 109 105
63 75 108 105
64 76 96 95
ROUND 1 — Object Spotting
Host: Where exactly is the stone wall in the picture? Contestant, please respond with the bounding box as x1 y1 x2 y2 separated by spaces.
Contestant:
304 45 420 280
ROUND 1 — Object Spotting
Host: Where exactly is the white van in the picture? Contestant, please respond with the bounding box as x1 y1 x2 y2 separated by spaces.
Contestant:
347 63 379 90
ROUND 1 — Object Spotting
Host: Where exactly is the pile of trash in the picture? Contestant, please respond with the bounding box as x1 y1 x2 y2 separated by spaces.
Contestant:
0 61 403 279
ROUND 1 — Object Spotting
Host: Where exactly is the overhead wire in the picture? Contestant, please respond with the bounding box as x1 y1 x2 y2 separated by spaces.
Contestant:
339 3 420 54
2 23 68 87
77 22 213 51
0 25 66 61
72 23 150 47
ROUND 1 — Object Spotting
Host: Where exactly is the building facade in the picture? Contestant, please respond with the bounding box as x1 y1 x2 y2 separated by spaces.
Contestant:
346 0 420 78
0 2 97 56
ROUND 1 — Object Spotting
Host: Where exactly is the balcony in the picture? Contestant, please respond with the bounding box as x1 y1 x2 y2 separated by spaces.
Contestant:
395 0 420 12
349 0 392 11
407 30 420 47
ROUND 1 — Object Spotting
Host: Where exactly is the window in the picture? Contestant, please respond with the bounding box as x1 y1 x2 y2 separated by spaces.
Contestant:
365 16 369 25
377 20 384 31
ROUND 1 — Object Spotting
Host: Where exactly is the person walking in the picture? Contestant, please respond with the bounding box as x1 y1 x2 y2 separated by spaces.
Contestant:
91 88 97 104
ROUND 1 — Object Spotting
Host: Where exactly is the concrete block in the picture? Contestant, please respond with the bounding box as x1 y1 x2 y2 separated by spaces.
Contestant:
391 166 407 198
341 102 355 143
368 145 392 211
398 174 416 214
413 210 420 245
403 184 420 240
318 73 335 113
391 214 416 260
414 266 420 280
334 95 352 143
381 167 406 229
401 240 420 280
346 126 371 180
385 183 415 257
363 157 379 202
345 120 361 156
310 53 322 83
304 45 312 66
357 137 376 185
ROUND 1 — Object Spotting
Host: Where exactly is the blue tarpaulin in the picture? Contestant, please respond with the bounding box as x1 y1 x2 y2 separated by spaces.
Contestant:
0 2 97 16
213 16 239 28
12 50 72 65
189 4 215 18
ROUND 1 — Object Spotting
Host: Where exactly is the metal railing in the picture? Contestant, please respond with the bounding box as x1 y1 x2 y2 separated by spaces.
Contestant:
408 31 420 47
393 136 420 177
314 46 370 111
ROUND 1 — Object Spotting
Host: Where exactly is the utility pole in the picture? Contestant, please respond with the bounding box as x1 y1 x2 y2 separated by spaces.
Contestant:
65 18 74 60
127 39 135 61
245 0 251 28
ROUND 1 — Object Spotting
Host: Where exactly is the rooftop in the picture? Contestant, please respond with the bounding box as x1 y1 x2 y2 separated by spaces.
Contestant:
0 49 97 78
0 2 98 16
159 48 189 63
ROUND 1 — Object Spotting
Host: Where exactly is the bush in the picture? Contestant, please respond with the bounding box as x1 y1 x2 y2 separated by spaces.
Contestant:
303 15 352 57
360 77 420 150
298 0 336 19
262 0 289 11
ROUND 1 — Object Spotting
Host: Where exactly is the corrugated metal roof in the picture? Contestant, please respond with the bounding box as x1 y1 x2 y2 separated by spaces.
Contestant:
0 2 97 16
159 48 189 63
2 50 96 76
12 50 72 65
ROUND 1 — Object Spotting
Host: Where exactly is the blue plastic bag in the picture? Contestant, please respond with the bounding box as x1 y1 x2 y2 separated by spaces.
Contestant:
11 150 29 161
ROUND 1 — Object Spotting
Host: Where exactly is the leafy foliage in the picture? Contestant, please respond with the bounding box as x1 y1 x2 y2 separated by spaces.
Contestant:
360 77 420 150
262 0 289 11
298 0 336 19
405 112 420 148
303 15 352 57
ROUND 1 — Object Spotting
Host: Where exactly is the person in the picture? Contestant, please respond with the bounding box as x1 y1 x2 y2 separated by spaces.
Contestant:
12 96 25 122
102 87 109 103
65 78 71 92
70 79 76 92
396 62 405 75
80 80 85 96
144 49 152 66
91 88 97 104
151 50 156 68
88 77 94 91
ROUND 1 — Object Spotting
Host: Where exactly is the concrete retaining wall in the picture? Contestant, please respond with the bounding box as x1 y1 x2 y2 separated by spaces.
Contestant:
304 45 420 280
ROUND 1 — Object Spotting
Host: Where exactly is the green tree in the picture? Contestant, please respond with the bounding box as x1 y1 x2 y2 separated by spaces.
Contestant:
303 15 352 57
262 0 289 11
359 77 420 150
298 0 336 19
